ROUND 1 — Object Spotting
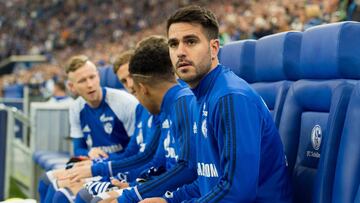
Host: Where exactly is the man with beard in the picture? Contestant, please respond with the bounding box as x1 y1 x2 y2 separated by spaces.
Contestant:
142 5 292 203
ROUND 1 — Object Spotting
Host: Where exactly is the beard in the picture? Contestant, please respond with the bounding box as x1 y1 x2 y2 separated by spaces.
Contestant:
175 47 212 87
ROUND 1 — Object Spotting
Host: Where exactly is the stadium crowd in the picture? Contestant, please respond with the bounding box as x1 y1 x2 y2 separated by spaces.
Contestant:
0 0 356 98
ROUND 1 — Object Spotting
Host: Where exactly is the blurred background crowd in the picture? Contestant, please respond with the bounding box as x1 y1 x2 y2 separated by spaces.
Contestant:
0 0 358 98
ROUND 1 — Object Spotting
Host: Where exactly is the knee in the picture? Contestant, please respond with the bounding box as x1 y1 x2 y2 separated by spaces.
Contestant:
76 188 94 203
90 196 103 203
52 188 74 203
38 173 51 192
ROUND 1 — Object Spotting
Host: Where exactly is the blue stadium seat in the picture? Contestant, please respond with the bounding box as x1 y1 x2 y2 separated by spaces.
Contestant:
279 80 354 203
3 84 24 98
217 46 222 61
219 40 256 83
252 31 302 127
254 31 302 82
331 82 360 203
98 65 124 89
356 189 360 203
33 151 70 171
279 21 360 203
287 21 360 80
220 32 302 128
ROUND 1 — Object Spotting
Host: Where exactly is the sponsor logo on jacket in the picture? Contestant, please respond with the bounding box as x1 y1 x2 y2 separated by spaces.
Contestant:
100 114 114 122
100 144 123 153
197 162 219 178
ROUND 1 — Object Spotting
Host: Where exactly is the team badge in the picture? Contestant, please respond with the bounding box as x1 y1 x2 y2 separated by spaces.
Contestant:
104 122 113 134
201 119 207 138
311 125 322 150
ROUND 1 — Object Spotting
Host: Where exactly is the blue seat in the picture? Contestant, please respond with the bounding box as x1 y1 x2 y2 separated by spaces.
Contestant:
98 65 124 89
279 80 354 203
331 82 360 203
287 21 360 80
252 31 302 127
279 21 360 203
219 40 256 83
254 31 302 82
3 84 24 98
33 151 70 171
219 36 301 128
217 46 222 61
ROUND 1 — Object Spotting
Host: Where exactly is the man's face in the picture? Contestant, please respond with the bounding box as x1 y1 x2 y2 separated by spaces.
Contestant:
116 63 134 94
168 22 219 88
68 61 101 107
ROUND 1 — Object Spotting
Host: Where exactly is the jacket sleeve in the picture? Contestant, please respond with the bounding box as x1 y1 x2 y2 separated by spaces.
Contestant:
107 132 140 160
91 124 163 180
193 94 262 202
117 97 197 202
118 161 197 203
72 138 89 156
164 179 201 203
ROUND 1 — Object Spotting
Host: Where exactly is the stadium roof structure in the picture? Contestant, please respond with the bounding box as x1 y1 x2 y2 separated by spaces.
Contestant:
0 55 47 75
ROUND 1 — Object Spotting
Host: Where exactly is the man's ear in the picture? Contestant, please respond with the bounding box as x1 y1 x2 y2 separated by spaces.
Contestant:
138 82 149 95
66 81 76 93
210 39 220 60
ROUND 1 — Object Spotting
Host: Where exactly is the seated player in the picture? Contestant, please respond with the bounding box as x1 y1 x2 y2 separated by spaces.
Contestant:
38 55 138 203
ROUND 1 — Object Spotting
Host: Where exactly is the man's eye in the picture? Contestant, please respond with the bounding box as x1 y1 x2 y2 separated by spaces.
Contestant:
186 39 197 46
169 42 178 48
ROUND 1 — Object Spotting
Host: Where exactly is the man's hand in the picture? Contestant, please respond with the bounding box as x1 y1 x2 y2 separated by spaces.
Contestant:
57 178 85 193
73 159 92 168
111 179 129 189
139 198 167 203
49 168 68 179
88 148 109 159
59 164 92 183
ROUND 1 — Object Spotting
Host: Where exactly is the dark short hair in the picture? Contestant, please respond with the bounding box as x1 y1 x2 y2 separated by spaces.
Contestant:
112 50 134 73
166 5 219 40
136 35 167 49
129 35 175 84
54 81 66 92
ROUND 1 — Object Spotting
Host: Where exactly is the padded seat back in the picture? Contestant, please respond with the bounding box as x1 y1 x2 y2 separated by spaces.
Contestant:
98 65 123 89
252 31 302 127
219 40 256 83
331 83 360 203
278 80 354 203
